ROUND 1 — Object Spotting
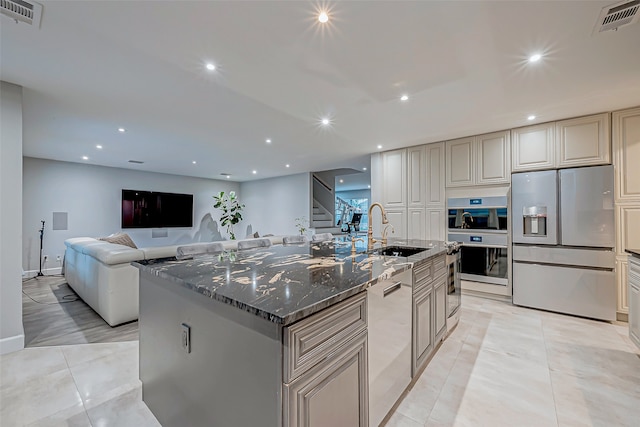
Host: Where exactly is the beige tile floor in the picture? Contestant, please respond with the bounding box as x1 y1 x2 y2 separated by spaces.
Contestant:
1 296 639 426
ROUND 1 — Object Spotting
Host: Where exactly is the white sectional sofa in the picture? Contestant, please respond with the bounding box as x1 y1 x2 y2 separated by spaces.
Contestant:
63 236 284 326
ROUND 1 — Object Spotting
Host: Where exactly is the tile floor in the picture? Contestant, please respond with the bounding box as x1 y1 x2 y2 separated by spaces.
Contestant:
1 296 639 426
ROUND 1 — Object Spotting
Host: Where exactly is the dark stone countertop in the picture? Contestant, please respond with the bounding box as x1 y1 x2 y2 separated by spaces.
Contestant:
132 237 447 326
626 249 640 258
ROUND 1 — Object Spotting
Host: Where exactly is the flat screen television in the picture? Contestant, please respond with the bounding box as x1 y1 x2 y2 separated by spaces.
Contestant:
122 189 193 229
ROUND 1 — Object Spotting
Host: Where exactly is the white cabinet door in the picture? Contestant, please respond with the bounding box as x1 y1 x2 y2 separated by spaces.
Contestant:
556 113 610 168
284 332 368 427
407 208 426 240
407 145 426 208
426 142 445 206
385 209 407 240
446 137 474 187
433 275 447 342
613 107 640 201
476 130 510 185
382 149 407 208
412 286 433 374
511 123 555 172
426 209 445 241
628 258 640 349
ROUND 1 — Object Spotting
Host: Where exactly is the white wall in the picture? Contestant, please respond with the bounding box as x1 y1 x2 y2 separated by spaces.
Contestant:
22 158 240 273
240 173 311 237
1 81 24 354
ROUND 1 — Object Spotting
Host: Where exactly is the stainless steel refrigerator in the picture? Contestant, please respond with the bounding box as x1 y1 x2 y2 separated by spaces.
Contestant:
511 165 616 321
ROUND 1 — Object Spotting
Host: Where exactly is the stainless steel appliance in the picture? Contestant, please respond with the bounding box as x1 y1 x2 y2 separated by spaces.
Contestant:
445 241 462 332
447 195 509 287
367 269 411 427
511 165 616 321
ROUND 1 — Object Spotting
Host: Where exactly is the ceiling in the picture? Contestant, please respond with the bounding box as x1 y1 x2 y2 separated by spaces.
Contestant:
2 1 639 182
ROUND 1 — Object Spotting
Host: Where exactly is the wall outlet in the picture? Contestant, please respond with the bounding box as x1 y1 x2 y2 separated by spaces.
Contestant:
181 323 191 353
56 255 61 262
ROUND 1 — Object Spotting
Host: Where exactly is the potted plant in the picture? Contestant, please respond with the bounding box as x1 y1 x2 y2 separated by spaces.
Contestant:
213 191 244 240
294 216 308 236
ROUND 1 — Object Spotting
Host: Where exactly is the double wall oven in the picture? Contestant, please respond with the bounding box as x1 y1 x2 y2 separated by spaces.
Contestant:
447 195 509 287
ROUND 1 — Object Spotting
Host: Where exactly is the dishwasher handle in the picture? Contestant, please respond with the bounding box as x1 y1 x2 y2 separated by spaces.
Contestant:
383 282 403 297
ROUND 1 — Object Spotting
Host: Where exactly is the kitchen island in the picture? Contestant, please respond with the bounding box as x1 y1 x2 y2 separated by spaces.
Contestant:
133 238 448 427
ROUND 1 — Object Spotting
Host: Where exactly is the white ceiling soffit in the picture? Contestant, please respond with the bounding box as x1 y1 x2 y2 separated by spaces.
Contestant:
593 0 640 34
0 0 42 27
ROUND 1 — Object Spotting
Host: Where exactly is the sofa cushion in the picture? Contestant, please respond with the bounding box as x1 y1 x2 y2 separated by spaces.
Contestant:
99 232 138 249
83 242 145 265
65 237 97 248
142 245 180 260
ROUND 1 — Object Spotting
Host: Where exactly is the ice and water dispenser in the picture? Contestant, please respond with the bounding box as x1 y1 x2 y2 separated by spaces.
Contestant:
522 206 547 237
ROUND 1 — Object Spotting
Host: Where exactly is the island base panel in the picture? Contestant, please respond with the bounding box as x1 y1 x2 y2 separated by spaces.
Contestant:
139 271 283 427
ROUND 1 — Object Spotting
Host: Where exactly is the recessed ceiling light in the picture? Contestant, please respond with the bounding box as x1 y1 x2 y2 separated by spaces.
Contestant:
529 53 542 63
400 95 409 101
118 127 126 133
286 164 290 168
252 170 257 174
266 138 272 144
318 11 329 23
96 145 102 149
368 185 371 189
527 115 536 121
192 161 197 164
321 118 330 125
362 167 367 171
377 145 383 150
339 179 344 183
206 63 216 71
82 156 88 160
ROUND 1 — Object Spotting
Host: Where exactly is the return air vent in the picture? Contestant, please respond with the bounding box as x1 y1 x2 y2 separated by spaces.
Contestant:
0 0 42 27
128 160 144 164
592 0 640 34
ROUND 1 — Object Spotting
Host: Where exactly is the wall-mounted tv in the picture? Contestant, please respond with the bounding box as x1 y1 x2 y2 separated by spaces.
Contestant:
122 189 193 229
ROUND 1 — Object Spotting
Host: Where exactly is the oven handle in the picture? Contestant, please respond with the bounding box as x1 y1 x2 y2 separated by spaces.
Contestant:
383 282 403 297
459 244 508 249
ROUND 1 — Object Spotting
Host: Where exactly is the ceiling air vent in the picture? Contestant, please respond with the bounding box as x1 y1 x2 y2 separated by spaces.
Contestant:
593 0 640 34
0 0 42 27
128 160 144 164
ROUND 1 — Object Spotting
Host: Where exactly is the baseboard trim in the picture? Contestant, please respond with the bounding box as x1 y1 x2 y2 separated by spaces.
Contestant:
23 267 62 279
0 334 25 355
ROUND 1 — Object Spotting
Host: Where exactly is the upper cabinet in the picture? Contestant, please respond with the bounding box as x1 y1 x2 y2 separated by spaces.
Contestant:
512 123 555 172
407 146 426 208
511 113 611 173
556 113 610 168
613 107 640 201
446 131 510 187
445 137 474 187
382 149 407 208
426 142 445 206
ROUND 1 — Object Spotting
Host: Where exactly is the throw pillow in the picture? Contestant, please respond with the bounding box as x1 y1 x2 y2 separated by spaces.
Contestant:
99 232 138 249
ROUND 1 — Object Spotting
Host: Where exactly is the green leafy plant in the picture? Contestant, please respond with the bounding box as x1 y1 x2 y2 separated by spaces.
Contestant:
213 191 244 240
295 216 308 236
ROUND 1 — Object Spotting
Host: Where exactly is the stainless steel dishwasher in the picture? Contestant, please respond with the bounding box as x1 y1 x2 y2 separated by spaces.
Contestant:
367 268 412 427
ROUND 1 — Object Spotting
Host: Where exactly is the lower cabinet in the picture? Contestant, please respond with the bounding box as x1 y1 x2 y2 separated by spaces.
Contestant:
412 284 433 375
283 332 369 427
434 274 447 343
283 293 369 427
629 257 640 349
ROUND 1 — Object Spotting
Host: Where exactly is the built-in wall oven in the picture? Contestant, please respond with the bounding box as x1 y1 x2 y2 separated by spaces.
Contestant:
447 195 509 287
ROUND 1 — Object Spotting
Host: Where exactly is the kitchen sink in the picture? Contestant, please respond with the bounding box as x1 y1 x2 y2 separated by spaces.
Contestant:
373 246 427 257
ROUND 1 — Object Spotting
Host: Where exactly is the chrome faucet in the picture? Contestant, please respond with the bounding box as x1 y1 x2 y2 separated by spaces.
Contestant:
368 202 389 250
461 211 474 229
381 224 395 246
